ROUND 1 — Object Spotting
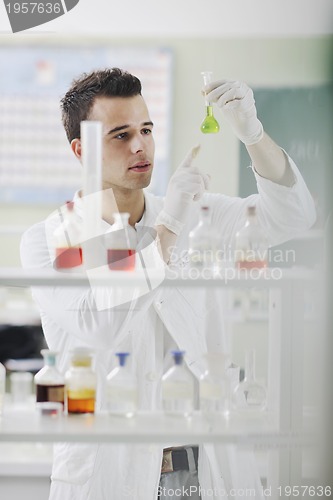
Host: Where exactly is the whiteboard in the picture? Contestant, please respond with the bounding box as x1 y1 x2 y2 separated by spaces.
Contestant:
0 45 173 204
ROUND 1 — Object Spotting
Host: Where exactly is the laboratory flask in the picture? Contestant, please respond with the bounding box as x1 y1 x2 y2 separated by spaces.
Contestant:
106 352 138 418
53 201 83 269
199 353 231 416
34 350 65 408
200 71 220 134
65 348 96 414
188 205 218 272
234 205 269 269
233 349 266 411
0 362 5 415
105 212 136 271
162 351 194 417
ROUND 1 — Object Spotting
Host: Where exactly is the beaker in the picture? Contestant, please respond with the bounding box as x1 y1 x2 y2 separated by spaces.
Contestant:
200 71 220 134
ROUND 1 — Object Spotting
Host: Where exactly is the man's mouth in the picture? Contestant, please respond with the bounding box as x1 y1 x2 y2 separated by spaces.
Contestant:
129 161 151 173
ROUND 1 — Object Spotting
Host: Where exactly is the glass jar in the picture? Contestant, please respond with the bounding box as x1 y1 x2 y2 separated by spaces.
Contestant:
106 352 138 418
65 348 96 414
234 205 269 270
162 351 194 417
104 212 136 271
53 201 83 269
188 205 218 272
34 350 65 408
200 352 231 416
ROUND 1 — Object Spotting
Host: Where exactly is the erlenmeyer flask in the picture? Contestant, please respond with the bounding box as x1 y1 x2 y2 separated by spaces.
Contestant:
233 349 266 411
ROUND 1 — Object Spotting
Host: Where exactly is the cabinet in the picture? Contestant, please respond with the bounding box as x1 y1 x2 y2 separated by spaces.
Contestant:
0 267 324 499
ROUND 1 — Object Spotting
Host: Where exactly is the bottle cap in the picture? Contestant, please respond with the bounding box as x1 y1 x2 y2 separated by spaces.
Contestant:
171 350 185 365
116 352 130 367
70 347 93 367
41 349 58 366
247 206 256 216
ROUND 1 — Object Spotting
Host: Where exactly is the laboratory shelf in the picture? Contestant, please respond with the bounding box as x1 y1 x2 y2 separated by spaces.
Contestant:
0 407 315 447
0 266 319 288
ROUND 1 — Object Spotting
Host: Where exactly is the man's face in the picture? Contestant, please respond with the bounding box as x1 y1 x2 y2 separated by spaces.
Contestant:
87 94 155 192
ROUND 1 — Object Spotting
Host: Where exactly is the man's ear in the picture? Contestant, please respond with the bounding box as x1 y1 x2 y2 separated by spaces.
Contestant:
71 138 82 160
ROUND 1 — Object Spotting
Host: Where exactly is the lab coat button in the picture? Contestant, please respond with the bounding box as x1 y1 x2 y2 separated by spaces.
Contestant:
154 300 162 310
146 371 157 382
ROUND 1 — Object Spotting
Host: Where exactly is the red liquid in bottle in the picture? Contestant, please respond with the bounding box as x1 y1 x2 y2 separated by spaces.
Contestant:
107 249 136 271
55 247 83 269
236 260 267 270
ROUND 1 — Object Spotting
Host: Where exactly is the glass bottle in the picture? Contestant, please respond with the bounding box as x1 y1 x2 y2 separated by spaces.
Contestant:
162 351 194 417
200 71 220 134
105 212 136 271
0 362 5 415
54 201 83 269
233 349 267 411
65 348 96 414
199 353 230 416
106 352 138 418
34 350 65 408
234 205 269 270
188 206 218 272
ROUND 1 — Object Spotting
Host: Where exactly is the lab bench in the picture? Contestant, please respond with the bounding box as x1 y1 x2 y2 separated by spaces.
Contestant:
0 266 324 500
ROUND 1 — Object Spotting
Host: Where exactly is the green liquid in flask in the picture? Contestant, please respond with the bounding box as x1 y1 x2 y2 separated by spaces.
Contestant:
200 106 220 134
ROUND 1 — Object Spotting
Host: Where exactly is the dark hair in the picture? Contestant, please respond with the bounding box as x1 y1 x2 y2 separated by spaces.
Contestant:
60 68 142 143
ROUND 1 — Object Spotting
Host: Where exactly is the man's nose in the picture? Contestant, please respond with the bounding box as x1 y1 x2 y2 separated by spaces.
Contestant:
130 134 145 153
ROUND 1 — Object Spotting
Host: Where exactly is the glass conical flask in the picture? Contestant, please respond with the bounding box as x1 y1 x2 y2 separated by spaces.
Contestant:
188 205 218 272
53 201 83 269
200 71 220 134
234 205 269 270
105 212 136 271
199 353 230 416
233 349 266 411
65 348 96 414
106 352 138 418
34 350 65 408
162 351 194 417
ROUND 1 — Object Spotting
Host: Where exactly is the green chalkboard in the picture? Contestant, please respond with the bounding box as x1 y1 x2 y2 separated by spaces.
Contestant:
239 85 333 219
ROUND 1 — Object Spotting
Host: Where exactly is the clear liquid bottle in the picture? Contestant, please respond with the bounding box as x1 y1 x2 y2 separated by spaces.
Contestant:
54 201 83 269
200 71 220 134
0 362 6 415
199 353 230 416
106 352 137 418
65 348 96 414
233 349 267 411
234 205 269 270
34 350 65 408
105 212 136 271
188 205 218 272
162 351 194 417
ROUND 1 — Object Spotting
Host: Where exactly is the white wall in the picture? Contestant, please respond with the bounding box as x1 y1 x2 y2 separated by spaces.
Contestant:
1 0 333 36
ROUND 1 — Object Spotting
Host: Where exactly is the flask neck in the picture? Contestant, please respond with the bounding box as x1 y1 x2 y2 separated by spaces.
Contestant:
205 105 214 116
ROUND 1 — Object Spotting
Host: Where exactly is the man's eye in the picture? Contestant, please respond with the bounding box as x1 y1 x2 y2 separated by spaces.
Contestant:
115 132 127 140
142 128 152 135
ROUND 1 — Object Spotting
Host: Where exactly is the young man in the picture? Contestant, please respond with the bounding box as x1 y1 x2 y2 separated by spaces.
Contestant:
21 68 316 500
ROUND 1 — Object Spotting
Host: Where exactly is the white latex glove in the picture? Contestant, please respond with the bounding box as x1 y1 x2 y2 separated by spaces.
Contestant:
204 80 264 145
155 145 210 235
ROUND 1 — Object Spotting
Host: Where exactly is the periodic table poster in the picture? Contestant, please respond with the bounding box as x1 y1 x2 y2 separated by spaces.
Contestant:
0 45 173 204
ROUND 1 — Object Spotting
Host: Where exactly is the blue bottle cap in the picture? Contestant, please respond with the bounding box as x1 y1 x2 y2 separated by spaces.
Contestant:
171 350 185 365
116 352 130 367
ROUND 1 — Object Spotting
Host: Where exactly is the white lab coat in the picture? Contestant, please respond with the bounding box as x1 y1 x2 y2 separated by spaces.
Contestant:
20 157 316 500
